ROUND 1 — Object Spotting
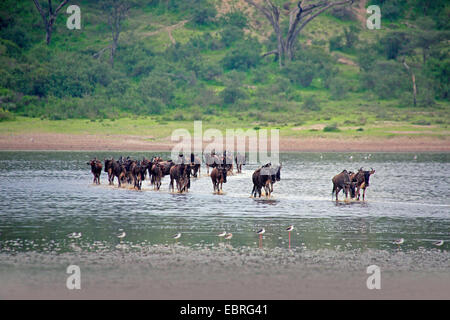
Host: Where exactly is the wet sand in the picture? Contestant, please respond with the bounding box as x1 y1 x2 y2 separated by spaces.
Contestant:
0 133 449 152
1 245 449 299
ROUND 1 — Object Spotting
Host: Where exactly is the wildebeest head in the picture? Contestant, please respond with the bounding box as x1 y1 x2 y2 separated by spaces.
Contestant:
220 166 227 183
364 168 375 187
275 163 281 181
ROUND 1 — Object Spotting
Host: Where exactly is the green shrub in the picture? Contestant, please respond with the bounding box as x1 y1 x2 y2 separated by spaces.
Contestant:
323 123 340 132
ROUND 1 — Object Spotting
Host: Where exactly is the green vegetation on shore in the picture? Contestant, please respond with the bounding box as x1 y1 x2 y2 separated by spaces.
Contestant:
0 0 449 139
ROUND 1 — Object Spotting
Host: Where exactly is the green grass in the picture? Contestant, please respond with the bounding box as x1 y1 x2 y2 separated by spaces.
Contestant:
1 115 448 142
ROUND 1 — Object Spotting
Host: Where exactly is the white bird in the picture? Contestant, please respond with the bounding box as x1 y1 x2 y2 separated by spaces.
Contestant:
217 231 227 237
433 240 444 247
173 233 181 240
224 233 233 240
349 155 353 160
68 232 82 239
393 238 404 245
256 228 265 235
286 225 294 232
413 155 417 160
117 231 126 239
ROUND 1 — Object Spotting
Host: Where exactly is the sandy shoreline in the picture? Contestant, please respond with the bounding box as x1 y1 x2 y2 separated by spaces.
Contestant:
0 133 449 152
1 246 449 299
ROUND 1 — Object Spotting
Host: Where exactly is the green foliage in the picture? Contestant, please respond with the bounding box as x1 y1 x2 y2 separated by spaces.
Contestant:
0 0 447 123
191 0 217 25
222 38 261 71
323 123 340 132
284 47 337 88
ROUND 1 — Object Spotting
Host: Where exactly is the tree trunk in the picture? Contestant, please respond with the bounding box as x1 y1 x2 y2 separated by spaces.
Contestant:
32 0 69 45
403 61 417 107
245 0 354 68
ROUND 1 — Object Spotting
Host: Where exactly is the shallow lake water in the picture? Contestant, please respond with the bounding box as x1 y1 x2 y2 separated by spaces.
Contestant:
1 151 449 299
0 151 449 253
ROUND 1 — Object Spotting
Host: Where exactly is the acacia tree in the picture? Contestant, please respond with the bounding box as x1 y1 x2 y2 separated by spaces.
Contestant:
244 0 354 68
32 0 70 45
101 0 130 67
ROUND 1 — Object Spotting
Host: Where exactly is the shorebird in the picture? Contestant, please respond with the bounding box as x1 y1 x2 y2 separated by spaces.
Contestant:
224 233 233 240
393 238 404 245
117 230 126 242
413 155 417 160
433 240 444 247
257 228 265 248
68 232 82 239
173 233 181 243
217 231 227 237
286 225 294 249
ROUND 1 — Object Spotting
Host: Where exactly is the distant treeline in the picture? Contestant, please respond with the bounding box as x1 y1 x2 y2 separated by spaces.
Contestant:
0 0 448 121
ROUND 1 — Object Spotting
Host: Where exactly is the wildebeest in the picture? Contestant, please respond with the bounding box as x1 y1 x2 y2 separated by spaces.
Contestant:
111 159 127 187
210 166 227 193
131 160 148 190
268 163 282 193
332 170 352 201
251 163 273 198
87 158 102 184
351 168 375 201
235 153 246 173
204 151 221 175
169 164 190 193
104 158 114 185
149 162 163 190
190 153 201 178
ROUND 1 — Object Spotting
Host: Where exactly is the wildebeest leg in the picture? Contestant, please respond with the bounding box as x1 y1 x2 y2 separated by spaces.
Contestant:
335 187 341 201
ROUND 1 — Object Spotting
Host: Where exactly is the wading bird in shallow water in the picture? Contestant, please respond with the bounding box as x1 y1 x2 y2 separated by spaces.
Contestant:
257 228 265 248
433 240 444 247
68 232 82 239
224 233 233 241
217 231 227 237
393 238 404 246
217 231 226 243
117 229 126 242
286 225 294 249
173 233 181 243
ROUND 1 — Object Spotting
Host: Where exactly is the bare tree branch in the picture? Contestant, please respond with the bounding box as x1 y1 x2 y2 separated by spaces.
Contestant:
245 0 354 66
31 0 70 45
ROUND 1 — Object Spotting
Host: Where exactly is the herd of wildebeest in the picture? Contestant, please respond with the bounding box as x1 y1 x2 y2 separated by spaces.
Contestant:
87 152 375 201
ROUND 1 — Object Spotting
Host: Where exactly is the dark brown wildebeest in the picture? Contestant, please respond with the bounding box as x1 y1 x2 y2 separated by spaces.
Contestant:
351 168 375 201
169 164 189 193
150 162 163 190
190 153 201 178
332 170 352 201
235 153 245 173
111 159 127 187
210 166 227 193
251 163 273 198
104 158 115 185
268 163 282 194
223 151 234 175
131 160 147 190
87 158 102 184
151 159 174 187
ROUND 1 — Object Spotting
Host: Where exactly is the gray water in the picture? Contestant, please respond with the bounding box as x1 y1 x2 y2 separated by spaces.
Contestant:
1 151 449 254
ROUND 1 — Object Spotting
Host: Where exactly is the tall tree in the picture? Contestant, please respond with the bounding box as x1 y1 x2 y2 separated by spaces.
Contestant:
32 0 70 45
244 0 354 68
102 0 130 67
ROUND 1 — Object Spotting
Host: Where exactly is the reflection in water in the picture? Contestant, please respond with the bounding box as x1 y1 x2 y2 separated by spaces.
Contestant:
0 151 449 254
